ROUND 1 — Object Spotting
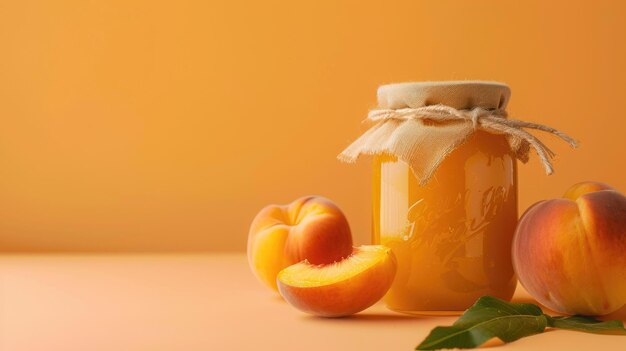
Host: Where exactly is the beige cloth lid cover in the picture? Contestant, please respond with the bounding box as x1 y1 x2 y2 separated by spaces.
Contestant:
377 81 510 110
338 81 576 185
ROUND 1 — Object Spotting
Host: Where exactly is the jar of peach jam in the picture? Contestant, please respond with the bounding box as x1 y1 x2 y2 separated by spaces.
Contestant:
367 82 518 314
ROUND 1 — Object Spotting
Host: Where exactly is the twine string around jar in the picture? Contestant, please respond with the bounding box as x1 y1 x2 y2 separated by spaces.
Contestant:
339 104 578 184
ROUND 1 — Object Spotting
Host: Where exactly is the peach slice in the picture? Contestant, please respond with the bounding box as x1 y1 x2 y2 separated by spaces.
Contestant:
277 245 397 317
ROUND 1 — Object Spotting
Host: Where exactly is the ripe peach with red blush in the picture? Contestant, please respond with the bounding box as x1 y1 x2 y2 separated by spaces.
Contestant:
513 181 626 315
247 196 353 291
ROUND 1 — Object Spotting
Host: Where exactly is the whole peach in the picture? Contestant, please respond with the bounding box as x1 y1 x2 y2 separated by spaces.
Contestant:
512 183 626 315
247 196 353 291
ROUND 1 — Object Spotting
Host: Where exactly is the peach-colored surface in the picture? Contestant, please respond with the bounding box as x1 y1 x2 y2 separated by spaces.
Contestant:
1 1 626 252
1 254 624 350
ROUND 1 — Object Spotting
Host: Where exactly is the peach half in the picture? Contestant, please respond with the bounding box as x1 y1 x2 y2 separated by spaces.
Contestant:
512 182 626 315
247 196 353 291
277 245 397 317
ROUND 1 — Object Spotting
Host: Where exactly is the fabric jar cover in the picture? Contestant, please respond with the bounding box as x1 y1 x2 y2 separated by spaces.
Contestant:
338 81 577 185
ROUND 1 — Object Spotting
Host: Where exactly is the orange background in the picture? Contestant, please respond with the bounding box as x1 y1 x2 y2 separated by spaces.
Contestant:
0 0 624 252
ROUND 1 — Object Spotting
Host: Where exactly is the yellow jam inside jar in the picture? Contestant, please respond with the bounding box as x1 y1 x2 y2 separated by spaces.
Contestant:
372 130 518 314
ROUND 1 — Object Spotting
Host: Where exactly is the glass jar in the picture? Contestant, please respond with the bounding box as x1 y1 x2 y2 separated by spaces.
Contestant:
371 82 518 314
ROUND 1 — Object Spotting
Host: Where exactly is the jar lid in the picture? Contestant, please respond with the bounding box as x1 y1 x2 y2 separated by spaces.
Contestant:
377 81 511 110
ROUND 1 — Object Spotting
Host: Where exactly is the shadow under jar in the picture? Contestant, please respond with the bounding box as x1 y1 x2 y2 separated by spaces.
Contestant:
371 82 518 314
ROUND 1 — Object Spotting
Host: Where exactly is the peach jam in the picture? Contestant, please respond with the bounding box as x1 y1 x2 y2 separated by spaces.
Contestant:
371 83 518 314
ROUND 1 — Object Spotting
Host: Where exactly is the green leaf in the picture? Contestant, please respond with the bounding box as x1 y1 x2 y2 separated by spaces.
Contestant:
416 296 548 350
547 315 626 335
416 296 626 350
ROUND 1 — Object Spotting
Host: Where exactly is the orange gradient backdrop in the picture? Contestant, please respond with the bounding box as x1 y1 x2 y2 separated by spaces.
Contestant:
0 0 624 252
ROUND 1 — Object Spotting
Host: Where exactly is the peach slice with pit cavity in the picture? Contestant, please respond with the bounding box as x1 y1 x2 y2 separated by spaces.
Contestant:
277 245 397 317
